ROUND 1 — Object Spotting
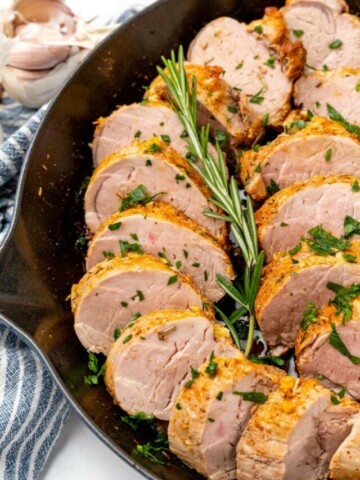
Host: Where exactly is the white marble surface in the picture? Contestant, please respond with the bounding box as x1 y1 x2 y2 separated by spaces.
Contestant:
38 0 157 478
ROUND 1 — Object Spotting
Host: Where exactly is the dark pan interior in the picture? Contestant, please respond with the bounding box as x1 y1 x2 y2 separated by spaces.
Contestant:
0 0 360 478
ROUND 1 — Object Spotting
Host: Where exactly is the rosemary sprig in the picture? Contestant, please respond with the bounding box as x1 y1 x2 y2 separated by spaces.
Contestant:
157 47 264 356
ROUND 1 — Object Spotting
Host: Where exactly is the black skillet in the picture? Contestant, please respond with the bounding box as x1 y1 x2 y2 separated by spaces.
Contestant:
1 0 360 478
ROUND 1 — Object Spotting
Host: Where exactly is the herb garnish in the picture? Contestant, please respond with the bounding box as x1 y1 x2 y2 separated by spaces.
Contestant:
266 179 280 196
306 225 350 255
331 386 346 405
327 282 360 322
121 411 155 431
329 39 343 49
114 327 121 340
327 104 360 137
329 322 360 363
344 216 360 238
119 185 164 211
103 251 115 259
249 88 264 104
216 391 223 401
262 113 269 127
289 243 302 256
108 222 122 231
185 366 200 387
293 29 304 38
265 56 275 69
227 105 238 113
352 180 360 192
233 391 268 404
123 334 133 344
134 431 169 465
205 352 218 378
290 119 307 131
84 352 105 385
120 240 143 257
167 275 178 285
158 47 265 356
145 159 152 167
300 302 318 331
250 355 286 367
325 149 332 161
254 25 263 34
160 134 171 145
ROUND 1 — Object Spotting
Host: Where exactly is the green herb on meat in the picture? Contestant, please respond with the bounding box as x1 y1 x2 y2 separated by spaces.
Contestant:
167 275 178 285
119 240 143 257
352 180 360 192
84 352 105 385
329 322 360 363
344 216 360 238
249 88 264 104
205 352 218 378
119 185 165 211
233 391 268 404
329 39 343 49
266 179 280 196
250 355 286 367
306 225 350 255
108 222 122 231
327 282 360 322
185 366 200 387
293 29 304 38
300 302 318 331
327 104 360 137
114 328 121 340
134 431 169 465
160 134 171 145
325 149 332 161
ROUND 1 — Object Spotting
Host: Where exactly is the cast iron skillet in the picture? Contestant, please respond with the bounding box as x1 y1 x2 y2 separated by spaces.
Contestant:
1 0 360 478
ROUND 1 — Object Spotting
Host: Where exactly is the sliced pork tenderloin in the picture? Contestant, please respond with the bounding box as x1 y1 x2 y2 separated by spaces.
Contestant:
239 116 360 201
86 203 234 302
283 0 360 70
255 175 360 262
168 355 284 480
285 0 349 14
296 298 360 400
330 412 360 479
188 8 305 128
237 377 359 480
294 68 360 126
71 253 209 355
105 307 237 421
145 63 262 147
92 100 191 167
255 243 360 354
85 137 227 241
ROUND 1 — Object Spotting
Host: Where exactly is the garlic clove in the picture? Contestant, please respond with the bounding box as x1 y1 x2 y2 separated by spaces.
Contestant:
7 40 71 70
2 49 87 108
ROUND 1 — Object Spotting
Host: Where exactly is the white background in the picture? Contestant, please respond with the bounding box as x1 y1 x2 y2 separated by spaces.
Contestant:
41 1 156 478
0 0 156 479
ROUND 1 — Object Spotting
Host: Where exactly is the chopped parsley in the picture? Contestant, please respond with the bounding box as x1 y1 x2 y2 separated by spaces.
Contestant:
103 251 115 259
249 88 264 104
204 270 209 282
114 327 121 340
233 391 268 404
216 391 223 401
84 352 105 385
300 302 318 331
329 39 343 49
262 113 269 127
192 262 200 268
289 243 302 256
265 56 276 69
160 134 171 145
134 431 169 465
148 143 163 152
108 222 122 231
352 180 360 192
306 225 350 255
327 104 360 138
343 253 357 263
290 119 308 131
121 411 154 431
227 105 238 113
280 222 288 227
235 62 243 70
158 248 173 267
130 233 139 241
132 290 145 302
266 179 280 196
119 185 164 211
253 144 260 152
123 334 133 344
250 355 286 367
176 260 182 269
254 164 262 173
134 130 142 139
205 352 218 378
145 159 152 167
254 25 263 34
119 240 143 257
167 275 178 285
327 282 360 322
185 366 200 387
175 403 182 410
293 29 304 38
325 149 332 161
356 82 360 93
175 174 186 183
329 322 360 363
344 215 360 238
215 130 228 149
121 301 128 307
183 249 189 259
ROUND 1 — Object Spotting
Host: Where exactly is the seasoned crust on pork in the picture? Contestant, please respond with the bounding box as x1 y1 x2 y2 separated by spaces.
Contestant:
239 116 360 201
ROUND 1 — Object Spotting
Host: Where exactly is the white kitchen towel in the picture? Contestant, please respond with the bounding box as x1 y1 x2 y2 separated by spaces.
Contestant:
0 6 142 479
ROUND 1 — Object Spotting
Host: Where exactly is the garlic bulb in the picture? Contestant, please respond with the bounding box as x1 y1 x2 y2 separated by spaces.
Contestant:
0 0 116 108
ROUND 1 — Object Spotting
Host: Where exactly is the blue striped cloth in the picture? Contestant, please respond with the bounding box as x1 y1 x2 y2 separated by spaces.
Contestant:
0 6 142 479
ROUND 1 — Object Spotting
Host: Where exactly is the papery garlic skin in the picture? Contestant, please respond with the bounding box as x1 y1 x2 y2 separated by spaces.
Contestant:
0 0 116 108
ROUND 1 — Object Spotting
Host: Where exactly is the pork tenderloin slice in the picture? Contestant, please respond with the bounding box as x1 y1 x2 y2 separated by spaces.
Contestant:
296 299 360 399
285 0 349 14
71 253 209 355
92 100 189 167
188 9 305 128
168 355 284 480
330 412 360 479
256 175 360 262
255 243 360 353
105 307 237 421
239 116 360 202
283 1 360 70
236 377 358 480
146 63 262 147
86 203 234 302
294 69 360 126
85 137 227 241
